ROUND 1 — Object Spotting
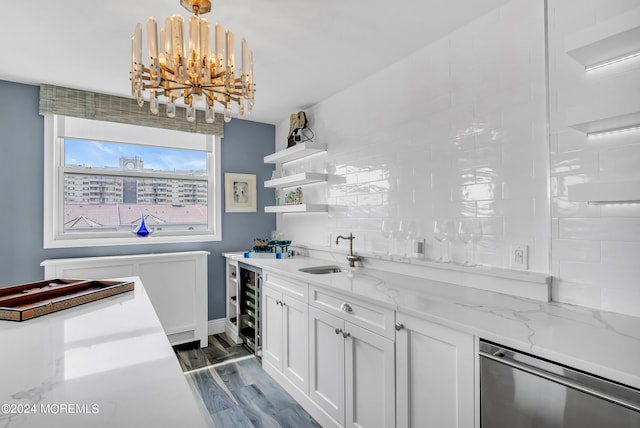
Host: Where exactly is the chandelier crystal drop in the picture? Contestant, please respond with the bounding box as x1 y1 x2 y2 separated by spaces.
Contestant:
131 0 255 124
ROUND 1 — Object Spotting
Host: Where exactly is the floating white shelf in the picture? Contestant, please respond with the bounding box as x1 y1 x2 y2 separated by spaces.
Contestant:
565 7 640 70
264 141 327 164
566 101 640 135
566 71 640 135
264 204 328 213
264 172 328 188
568 180 640 204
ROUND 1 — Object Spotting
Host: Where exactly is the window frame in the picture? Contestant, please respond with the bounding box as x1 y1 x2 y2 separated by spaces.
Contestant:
44 114 222 248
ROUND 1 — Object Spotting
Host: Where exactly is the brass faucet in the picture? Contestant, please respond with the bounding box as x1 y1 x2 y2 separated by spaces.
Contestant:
336 233 361 268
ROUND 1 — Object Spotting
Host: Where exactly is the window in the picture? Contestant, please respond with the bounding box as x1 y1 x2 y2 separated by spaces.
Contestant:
44 115 221 248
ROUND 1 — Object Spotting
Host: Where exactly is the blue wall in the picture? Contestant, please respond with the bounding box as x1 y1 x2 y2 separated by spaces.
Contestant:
0 80 276 320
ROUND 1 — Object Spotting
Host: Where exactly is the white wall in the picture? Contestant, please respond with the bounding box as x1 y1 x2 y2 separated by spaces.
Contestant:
547 0 640 316
274 0 640 317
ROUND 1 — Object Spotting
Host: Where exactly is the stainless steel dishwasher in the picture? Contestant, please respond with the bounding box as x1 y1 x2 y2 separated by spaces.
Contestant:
480 340 640 427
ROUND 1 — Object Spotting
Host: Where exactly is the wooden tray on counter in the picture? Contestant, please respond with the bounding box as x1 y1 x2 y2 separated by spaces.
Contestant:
0 278 135 321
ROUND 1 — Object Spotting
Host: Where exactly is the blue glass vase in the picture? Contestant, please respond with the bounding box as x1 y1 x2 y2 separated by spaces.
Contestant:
136 213 150 237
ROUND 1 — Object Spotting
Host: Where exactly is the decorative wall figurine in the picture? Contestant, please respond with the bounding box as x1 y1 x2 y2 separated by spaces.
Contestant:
287 111 308 147
286 111 315 147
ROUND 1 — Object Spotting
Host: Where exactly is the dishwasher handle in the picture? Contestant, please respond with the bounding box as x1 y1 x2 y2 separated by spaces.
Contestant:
480 349 640 413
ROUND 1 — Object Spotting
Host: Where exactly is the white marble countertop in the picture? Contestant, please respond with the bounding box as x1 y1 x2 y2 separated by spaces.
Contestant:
226 253 640 389
0 277 208 428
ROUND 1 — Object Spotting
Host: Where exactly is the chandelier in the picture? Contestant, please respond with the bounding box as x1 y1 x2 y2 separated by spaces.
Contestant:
131 0 255 123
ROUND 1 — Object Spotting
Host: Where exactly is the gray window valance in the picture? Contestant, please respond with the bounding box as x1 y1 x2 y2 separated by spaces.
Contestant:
39 84 224 137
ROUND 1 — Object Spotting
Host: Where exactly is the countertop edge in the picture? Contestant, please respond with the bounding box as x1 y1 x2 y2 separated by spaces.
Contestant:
0 276 210 428
225 253 640 390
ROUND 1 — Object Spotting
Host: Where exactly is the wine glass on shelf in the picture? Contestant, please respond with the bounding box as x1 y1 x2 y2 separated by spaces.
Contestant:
381 219 398 256
458 220 472 265
470 219 483 266
433 220 449 262
399 220 418 258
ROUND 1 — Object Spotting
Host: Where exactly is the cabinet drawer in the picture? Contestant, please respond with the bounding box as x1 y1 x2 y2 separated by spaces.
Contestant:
309 286 395 339
263 271 308 302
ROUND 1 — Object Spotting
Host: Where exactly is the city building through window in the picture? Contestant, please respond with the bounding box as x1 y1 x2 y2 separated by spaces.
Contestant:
44 115 221 248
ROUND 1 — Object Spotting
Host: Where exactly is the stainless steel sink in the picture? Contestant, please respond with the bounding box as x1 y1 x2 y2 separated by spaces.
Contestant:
298 265 348 274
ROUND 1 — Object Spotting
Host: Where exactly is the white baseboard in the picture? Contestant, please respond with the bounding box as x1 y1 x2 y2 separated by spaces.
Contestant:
208 318 226 336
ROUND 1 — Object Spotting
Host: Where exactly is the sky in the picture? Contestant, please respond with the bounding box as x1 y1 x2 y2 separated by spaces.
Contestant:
64 139 207 173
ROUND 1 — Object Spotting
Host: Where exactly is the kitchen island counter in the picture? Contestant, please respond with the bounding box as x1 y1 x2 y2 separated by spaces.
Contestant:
0 277 208 428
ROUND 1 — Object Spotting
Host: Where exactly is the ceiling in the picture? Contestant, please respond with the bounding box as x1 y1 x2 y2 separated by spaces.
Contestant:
0 0 510 125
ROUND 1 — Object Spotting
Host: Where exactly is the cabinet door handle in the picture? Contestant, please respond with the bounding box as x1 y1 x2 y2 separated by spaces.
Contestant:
335 328 342 335
340 303 353 313
395 322 404 331
282 301 286 306
342 331 351 338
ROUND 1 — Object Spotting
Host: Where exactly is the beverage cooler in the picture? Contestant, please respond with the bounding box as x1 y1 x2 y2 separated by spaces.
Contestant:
238 263 262 354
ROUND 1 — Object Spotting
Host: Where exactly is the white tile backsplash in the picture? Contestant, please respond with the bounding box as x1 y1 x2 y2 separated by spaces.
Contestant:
559 217 640 241
276 0 548 264
548 0 640 317
599 143 640 176
552 279 603 308
602 241 640 265
273 0 640 317
553 238 602 263
600 202 640 217
601 287 640 315
552 197 602 218
550 150 600 175
560 260 640 291
458 183 502 202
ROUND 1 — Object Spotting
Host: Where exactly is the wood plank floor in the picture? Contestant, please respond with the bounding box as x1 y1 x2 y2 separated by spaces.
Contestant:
174 334 322 428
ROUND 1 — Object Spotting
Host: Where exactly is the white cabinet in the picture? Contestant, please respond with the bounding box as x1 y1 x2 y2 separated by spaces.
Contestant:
345 321 395 428
309 306 346 423
259 272 478 428
263 286 284 367
309 288 395 428
262 272 309 394
395 312 475 428
224 257 241 343
41 251 209 347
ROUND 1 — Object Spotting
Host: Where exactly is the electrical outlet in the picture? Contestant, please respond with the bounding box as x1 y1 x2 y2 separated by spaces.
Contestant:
416 239 425 255
511 244 528 270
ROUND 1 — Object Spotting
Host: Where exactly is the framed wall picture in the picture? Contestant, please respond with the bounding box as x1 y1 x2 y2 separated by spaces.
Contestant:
224 173 257 212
